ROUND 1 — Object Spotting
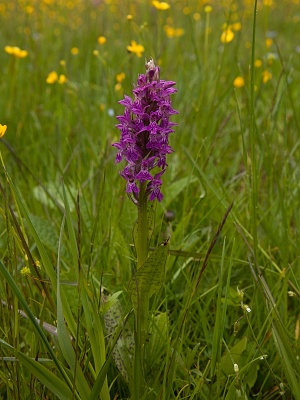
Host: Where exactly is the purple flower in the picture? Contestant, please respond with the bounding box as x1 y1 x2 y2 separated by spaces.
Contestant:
113 58 178 203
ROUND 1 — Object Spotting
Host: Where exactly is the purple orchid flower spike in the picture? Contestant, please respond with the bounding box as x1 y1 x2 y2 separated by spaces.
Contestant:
113 58 178 204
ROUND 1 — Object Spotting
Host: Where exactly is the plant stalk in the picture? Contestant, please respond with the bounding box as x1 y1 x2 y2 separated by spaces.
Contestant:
137 182 149 269
132 182 149 399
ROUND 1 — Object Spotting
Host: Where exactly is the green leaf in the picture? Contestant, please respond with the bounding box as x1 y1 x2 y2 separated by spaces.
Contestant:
8 177 77 338
211 238 234 376
220 337 248 376
163 176 197 208
146 312 168 366
0 261 73 393
0 339 72 399
17 352 73 400
61 184 110 400
56 208 90 400
28 213 71 262
33 181 77 211
128 239 169 313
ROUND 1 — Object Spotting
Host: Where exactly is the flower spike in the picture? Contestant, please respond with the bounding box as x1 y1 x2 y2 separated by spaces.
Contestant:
113 59 178 203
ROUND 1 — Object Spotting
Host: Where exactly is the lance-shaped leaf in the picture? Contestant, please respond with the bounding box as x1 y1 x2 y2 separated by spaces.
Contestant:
128 239 169 314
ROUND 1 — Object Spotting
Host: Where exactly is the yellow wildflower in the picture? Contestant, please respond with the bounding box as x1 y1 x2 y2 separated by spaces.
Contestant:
4 46 28 58
25 5 34 14
231 22 242 31
4 46 16 55
46 71 58 84
20 266 31 276
116 72 125 83
115 83 122 92
220 27 234 43
0 124 7 138
262 70 272 84
93 49 99 56
59 59 66 67
152 1 170 10
71 47 79 55
233 76 245 88
16 49 28 58
254 59 262 68
58 74 67 84
164 25 185 38
127 40 144 57
127 14 133 21
98 36 106 45
263 0 273 5
193 12 201 21
204 5 212 13
265 38 273 48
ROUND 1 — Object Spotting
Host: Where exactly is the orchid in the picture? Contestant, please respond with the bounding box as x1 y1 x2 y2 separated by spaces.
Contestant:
113 58 178 203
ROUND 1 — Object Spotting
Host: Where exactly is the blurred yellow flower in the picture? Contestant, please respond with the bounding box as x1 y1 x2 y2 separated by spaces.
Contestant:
116 72 125 83
193 12 201 21
231 22 242 31
17 49 28 58
93 49 99 56
98 36 106 45
46 71 58 84
5 46 15 55
71 47 79 55
58 74 67 84
254 59 262 68
4 45 28 58
265 38 273 48
233 76 245 88
115 82 122 92
20 266 31 276
204 5 212 13
25 5 34 14
152 1 170 10
127 40 144 57
263 0 273 5
262 70 272 84
25 5 34 15
0 124 7 138
220 27 234 43
164 25 185 38
127 14 133 21
60 59 66 67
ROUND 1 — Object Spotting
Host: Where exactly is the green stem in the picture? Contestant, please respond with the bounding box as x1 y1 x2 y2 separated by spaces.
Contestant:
137 182 148 269
250 0 258 260
132 182 149 399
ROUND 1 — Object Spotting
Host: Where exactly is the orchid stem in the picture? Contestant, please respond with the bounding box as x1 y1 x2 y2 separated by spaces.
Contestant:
137 182 148 269
132 182 149 399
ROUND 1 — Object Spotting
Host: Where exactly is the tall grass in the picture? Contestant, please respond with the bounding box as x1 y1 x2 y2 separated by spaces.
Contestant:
0 0 299 399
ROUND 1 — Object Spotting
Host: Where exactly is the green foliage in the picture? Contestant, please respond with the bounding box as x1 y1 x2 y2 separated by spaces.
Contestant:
1 0 300 399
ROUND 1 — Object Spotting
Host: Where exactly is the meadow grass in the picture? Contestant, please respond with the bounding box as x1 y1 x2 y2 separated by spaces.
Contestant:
0 0 300 399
